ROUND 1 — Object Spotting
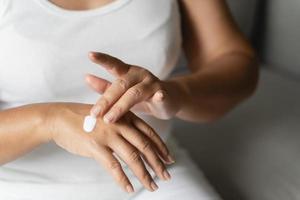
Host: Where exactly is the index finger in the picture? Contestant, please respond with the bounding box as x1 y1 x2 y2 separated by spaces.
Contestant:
90 72 141 117
89 52 130 77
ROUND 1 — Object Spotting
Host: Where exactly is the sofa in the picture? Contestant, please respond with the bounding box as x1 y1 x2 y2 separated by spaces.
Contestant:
172 1 300 200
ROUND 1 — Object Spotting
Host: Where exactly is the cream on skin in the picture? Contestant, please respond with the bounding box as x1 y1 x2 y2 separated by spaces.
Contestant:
83 115 97 133
83 107 100 133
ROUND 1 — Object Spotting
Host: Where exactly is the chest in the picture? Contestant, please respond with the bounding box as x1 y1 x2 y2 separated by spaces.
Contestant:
0 0 181 104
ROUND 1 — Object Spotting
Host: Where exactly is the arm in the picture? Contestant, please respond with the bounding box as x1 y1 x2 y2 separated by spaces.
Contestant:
85 0 258 124
172 0 259 122
0 104 51 164
0 103 172 192
86 51 258 123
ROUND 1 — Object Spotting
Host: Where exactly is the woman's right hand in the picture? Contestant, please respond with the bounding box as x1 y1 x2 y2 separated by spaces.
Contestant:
45 103 174 193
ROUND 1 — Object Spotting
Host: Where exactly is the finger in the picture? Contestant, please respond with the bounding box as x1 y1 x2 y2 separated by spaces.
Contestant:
91 145 134 193
91 75 139 117
119 126 171 181
89 52 130 77
85 74 112 94
132 116 175 164
109 136 158 192
103 83 153 123
142 154 171 181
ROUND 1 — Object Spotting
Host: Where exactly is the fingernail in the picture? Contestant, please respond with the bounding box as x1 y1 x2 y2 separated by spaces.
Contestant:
150 181 159 191
126 185 134 193
163 170 171 181
89 52 96 59
104 112 114 123
166 155 175 164
90 106 101 117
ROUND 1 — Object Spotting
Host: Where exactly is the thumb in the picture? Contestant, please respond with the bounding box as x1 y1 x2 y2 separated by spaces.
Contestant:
148 90 173 120
85 74 112 94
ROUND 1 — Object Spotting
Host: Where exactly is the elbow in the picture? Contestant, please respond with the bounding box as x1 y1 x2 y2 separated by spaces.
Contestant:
178 50 260 124
203 55 260 123
198 105 233 123
238 51 260 100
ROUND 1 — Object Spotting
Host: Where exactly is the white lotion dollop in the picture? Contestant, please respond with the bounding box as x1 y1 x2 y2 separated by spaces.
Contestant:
83 115 97 133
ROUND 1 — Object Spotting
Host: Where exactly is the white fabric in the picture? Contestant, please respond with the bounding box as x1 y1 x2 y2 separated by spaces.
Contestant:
128 138 221 200
0 0 220 199
0 138 221 200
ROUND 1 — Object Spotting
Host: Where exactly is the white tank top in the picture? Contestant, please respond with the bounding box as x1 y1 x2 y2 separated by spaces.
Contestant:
0 0 182 199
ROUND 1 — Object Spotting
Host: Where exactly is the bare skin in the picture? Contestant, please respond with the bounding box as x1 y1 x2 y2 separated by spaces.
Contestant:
49 0 115 11
0 103 173 193
88 0 258 123
0 0 259 194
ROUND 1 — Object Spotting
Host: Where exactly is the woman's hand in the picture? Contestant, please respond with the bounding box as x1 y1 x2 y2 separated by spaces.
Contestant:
86 52 185 123
47 103 174 193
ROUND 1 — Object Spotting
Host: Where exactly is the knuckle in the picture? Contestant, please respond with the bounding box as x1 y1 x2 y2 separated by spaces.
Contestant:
144 75 156 83
129 88 142 99
140 68 149 75
154 159 165 172
116 79 128 90
141 140 151 152
142 70 155 81
128 66 136 73
112 106 123 116
105 131 116 140
100 97 110 108
116 174 128 185
88 137 99 148
140 171 150 182
129 150 140 163
145 126 155 138
143 73 156 83
108 160 121 170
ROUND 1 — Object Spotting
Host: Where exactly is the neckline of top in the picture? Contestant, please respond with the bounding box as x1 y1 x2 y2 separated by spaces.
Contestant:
34 0 132 17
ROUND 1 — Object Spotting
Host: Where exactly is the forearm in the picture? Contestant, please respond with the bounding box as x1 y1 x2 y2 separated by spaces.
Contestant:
0 103 51 165
170 52 258 122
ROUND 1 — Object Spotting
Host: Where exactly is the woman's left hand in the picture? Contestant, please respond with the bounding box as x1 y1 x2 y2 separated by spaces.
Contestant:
86 52 183 123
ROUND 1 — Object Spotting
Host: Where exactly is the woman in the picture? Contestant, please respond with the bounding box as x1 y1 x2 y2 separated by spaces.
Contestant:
0 0 258 199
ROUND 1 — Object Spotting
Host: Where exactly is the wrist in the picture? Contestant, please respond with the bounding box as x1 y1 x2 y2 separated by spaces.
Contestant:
37 103 59 143
164 78 189 116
